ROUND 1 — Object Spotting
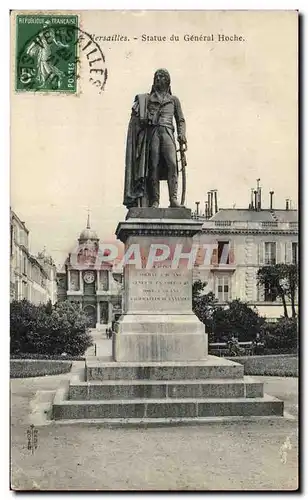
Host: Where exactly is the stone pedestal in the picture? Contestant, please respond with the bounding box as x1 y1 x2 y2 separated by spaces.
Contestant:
113 208 208 362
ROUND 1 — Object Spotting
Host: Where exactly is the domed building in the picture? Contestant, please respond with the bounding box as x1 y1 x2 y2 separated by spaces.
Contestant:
57 214 123 329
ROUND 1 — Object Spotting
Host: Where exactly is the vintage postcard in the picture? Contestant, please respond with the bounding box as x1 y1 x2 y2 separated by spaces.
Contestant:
10 10 298 491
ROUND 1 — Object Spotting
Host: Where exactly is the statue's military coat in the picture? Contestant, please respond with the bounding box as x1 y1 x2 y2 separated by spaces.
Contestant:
123 91 186 208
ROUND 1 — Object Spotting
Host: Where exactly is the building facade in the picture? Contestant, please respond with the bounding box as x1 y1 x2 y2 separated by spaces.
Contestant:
57 217 123 329
10 210 30 302
36 250 58 304
193 201 298 320
10 209 57 305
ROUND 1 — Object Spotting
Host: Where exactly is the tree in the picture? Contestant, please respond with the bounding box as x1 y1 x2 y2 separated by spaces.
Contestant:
212 299 265 342
285 264 299 318
10 299 93 356
257 264 299 318
192 280 207 298
192 281 265 342
10 299 40 354
192 280 221 340
261 317 298 351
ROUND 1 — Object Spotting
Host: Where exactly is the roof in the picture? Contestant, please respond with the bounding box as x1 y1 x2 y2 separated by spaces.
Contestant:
79 227 99 241
28 254 49 278
78 212 99 241
211 209 298 223
10 209 29 233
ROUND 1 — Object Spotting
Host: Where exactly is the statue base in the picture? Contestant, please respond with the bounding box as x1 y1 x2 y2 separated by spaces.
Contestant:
126 207 192 220
113 314 207 362
114 208 207 362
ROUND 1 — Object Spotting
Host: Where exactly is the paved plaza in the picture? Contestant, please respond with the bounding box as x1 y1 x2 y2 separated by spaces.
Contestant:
10 338 298 491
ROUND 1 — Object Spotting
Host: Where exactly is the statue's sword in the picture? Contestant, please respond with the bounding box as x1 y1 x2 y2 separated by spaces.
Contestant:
177 142 187 206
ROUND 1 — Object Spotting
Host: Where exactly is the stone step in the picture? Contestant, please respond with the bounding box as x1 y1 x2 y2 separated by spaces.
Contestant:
86 356 244 381
68 377 263 400
53 394 283 420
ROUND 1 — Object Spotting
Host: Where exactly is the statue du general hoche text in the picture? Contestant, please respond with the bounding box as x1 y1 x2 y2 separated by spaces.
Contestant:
123 69 187 209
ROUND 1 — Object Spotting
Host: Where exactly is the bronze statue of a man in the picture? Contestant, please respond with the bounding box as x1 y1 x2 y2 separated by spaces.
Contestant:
123 69 187 209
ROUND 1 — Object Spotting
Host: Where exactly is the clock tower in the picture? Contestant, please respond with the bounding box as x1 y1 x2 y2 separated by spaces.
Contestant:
56 213 122 330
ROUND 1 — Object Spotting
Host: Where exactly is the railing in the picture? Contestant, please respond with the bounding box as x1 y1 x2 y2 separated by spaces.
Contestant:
209 341 265 357
214 221 232 227
261 222 278 228
197 220 298 231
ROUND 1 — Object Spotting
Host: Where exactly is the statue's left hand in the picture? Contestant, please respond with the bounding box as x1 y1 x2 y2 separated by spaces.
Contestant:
178 135 187 150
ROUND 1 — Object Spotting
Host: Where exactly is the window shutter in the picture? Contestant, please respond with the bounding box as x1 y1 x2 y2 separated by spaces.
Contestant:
211 244 218 265
285 242 292 264
276 242 281 263
229 241 235 265
258 242 264 266
280 242 286 263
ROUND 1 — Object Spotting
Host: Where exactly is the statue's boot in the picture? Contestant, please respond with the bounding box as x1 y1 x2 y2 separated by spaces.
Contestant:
149 176 160 208
168 176 181 208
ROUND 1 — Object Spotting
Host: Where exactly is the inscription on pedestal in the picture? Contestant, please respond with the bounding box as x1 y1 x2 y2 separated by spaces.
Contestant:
127 261 191 313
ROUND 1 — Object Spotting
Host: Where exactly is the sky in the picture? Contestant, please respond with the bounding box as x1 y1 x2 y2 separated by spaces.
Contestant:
10 10 298 268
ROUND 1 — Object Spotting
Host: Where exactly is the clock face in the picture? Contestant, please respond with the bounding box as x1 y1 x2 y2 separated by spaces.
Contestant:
83 271 95 284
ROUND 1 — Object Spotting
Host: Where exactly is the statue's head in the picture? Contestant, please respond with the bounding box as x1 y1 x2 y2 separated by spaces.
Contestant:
152 68 172 94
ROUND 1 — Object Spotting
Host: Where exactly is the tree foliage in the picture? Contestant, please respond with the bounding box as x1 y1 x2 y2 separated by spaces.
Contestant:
192 278 298 352
212 299 265 342
10 299 93 356
257 263 298 318
192 281 265 342
260 317 298 350
192 280 220 341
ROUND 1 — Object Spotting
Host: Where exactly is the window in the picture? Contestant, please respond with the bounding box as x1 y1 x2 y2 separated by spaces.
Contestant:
15 226 19 245
218 241 230 265
70 270 80 291
292 242 298 265
216 275 230 302
22 255 27 275
100 270 109 291
264 242 276 265
22 281 28 300
264 280 278 302
10 224 13 256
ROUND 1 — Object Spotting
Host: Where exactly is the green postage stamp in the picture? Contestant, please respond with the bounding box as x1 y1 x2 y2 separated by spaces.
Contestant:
15 14 79 93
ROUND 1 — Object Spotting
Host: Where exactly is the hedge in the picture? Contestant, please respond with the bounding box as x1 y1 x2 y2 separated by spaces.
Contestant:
10 359 72 378
229 355 298 377
10 299 93 356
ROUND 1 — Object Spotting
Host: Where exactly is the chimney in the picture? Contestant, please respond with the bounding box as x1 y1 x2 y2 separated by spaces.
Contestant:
207 192 211 217
213 190 218 213
255 179 261 210
254 190 258 211
205 201 208 219
286 199 289 210
250 188 254 210
257 186 262 210
210 191 214 217
269 190 274 210
195 201 200 216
